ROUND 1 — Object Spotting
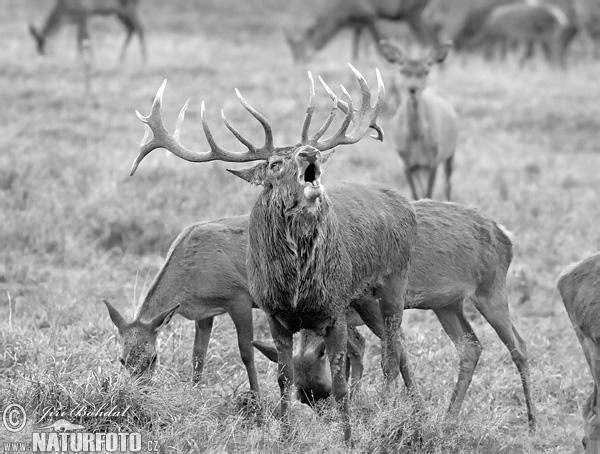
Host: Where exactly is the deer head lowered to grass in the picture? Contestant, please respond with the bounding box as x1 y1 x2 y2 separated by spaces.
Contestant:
102 216 259 394
130 66 419 443
253 199 538 430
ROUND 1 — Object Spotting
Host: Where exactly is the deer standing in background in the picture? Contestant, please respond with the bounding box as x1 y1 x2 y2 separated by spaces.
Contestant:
253 200 537 430
130 67 419 443
286 0 435 62
29 0 146 61
102 216 259 393
381 40 458 200
558 253 600 453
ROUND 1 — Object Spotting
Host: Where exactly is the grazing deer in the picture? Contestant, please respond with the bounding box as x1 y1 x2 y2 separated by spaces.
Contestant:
130 67 419 442
103 216 259 394
29 0 146 61
558 253 600 452
470 2 571 67
381 40 458 200
253 200 537 430
285 0 435 62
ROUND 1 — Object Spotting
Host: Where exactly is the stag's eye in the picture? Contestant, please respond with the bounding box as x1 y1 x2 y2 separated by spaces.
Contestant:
269 161 282 172
119 358 125 366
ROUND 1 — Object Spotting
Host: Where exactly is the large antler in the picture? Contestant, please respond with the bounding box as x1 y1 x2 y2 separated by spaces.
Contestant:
300 63 385 150
131 81 276 175
131 65 385 175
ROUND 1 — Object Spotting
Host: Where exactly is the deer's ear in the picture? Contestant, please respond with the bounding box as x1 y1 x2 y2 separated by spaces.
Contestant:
428 40 452 65
252 341 279 363
227 162 268 186
321 149 336 164
149 303 180 333
379 40 404 64
103 299 127 333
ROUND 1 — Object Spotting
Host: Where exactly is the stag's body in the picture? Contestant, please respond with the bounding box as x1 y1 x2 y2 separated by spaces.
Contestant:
131 67 420 442
104 216 259 393
286 0 434 62
558 253 600 452
29 0 146 61
473 2 571 66
382 41 458 200
255 200 537 429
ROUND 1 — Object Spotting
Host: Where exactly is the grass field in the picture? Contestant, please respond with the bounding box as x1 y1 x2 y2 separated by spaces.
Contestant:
1 0 600 452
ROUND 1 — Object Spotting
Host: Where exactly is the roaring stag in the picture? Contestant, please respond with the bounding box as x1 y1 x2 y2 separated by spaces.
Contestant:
102 216 259 394
130 67 419 442
29 0 146 61
253 200 538 430
285 0 435 62
381 40 458 200
558 253 600 452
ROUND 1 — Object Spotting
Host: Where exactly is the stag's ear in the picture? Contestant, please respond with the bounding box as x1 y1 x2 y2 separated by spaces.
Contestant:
252 341 279 363
428 40 452 65
103 299 127 333
148 303 180 333
379 40 404 64
314 341 326 360
227 162 268 186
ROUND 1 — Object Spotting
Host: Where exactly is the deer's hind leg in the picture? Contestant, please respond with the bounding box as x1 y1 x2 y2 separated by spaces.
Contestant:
433 301 483 416
116 11 146 62
472 284 537 430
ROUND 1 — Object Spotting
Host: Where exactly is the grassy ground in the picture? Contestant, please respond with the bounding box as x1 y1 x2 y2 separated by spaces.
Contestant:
1 0 600 452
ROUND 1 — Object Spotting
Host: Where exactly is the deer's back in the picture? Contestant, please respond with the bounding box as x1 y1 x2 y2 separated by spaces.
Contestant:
140 215 249 322
406 200 512 308
57 0 137 15
393 88 458 167
558 253 600 342
486 4 566 36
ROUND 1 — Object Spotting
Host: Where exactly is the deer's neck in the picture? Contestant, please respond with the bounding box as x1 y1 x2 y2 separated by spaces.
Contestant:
406 95 421 141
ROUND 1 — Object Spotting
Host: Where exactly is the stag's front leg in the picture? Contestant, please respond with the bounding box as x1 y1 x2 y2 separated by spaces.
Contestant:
267 315 294 439
324 316 351 442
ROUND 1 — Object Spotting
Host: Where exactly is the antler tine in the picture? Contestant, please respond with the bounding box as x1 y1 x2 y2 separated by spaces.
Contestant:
307 66 386 151
131 80 275 176
310 95 339 142
300 72 316 144
310 76 353 151
234 89 274 152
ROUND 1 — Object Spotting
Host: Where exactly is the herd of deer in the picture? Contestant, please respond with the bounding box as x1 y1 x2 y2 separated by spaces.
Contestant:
28 0 600 449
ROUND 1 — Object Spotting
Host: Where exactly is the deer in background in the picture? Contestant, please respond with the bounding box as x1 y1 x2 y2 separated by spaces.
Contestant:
103 216 259 394
470 2 571 67
558 253 600 453
130 67 419 442
253 200 537 430
381 40 458 200
29 0 146 61
285 0 436 62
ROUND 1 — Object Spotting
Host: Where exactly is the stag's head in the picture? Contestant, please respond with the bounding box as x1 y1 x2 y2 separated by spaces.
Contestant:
103 299 179 379
380 40 452 98
130 65 385 214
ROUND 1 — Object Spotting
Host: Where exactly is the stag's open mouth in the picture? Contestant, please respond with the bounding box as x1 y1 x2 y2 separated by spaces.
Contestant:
298 161 323 201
